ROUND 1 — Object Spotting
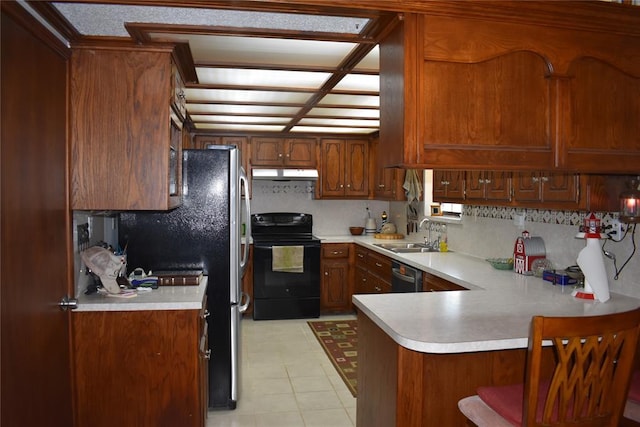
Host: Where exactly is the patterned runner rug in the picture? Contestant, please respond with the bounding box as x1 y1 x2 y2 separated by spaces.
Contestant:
308 319 358 397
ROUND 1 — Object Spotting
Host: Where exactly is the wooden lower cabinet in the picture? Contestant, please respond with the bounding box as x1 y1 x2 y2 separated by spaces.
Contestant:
357 313 544 427
423 272 468 292
354 245 392 295
321 243 353 313
73 308 207 427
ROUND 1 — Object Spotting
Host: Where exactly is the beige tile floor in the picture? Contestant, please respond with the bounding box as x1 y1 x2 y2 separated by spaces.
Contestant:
206 314 358 427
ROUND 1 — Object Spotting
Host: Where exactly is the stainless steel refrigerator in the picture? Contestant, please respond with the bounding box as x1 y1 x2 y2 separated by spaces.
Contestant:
118 146 251 409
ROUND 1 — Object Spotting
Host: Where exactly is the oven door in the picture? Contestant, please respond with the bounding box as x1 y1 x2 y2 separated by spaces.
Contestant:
253 241 321 299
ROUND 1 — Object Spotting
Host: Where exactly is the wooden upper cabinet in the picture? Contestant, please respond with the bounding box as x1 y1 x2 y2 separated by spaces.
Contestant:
465 171 512 203
318 139 369 198
565 57 640 172
380 8 640 173
70 46 182 210
513 172 579 206
171 61 187 122
251 137 316 167
432 170 464 202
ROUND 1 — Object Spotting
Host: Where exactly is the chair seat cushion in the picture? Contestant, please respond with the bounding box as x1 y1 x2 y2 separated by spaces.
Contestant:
477 384 526 426
477 380 554 426
629 371 640 403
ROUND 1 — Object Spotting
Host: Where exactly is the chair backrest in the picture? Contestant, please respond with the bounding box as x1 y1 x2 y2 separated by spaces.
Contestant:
523 307 640 426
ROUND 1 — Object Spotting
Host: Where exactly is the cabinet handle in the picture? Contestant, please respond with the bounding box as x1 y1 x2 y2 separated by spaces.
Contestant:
357 254 364 258
203 349 212 360
479 179 485 184
378 184 385 188
203 309 210 319
375 262 382 267
374 286 381 292
331 251 343 255
541 176 549 182
532 177 539 183
485 179 491 184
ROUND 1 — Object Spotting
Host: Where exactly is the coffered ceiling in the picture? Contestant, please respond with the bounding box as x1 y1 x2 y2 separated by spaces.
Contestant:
27 1 400 135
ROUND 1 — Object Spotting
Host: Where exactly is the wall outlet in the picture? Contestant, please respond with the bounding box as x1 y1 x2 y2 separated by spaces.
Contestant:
609 218 624 239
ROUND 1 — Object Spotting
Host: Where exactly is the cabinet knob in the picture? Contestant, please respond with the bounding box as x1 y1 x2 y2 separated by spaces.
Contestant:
378 184 385 188
532 177 539 183
332 251 340 255
374 286 381 292
325 271 329 276
541 176 549 182
485 179 491 184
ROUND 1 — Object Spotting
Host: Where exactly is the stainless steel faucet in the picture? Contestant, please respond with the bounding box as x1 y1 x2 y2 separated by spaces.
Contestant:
419 217 434 248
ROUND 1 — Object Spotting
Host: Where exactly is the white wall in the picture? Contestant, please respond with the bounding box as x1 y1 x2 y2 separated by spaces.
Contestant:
249 180 389 236
388 201 640 299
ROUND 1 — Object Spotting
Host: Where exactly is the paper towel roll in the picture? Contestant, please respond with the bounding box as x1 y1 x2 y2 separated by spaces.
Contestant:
576 238 610 302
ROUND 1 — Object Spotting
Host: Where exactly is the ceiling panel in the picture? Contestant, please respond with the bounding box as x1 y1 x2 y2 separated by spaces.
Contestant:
196 68 331 90
47 1 392 135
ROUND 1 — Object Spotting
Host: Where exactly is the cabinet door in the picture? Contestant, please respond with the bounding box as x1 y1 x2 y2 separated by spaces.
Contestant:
513 172 542 203
320 139 346 197
252 137 283 166
321 260 351 311
345 140 369 197
285 138 316 167
464 171 486 201
541 173 579 204
71 48 179 210
566 58 640 173
74 310 203 427
433 170 465 202
354 264 370 294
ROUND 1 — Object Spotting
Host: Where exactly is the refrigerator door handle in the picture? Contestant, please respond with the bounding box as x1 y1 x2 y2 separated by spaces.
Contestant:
238 291 251 313
240 167 251 274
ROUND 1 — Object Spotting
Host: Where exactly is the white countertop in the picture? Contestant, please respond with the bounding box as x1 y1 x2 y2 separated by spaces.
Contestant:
323 235 640 355
76 277 208 312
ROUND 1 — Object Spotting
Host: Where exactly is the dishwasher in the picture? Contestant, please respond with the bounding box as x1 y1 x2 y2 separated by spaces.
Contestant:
391 260 423 292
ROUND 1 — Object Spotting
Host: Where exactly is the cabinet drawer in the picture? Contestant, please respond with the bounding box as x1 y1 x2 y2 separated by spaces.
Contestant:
355 246 368 266
423 272 468 292
322 243 350 259
367 251 392 282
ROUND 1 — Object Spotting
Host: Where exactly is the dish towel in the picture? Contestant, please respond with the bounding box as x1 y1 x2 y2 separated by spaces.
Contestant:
403 169 423 202
272 246 304 273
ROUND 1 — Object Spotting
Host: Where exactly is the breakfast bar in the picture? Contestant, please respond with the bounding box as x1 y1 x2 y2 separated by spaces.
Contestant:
351 246 640 427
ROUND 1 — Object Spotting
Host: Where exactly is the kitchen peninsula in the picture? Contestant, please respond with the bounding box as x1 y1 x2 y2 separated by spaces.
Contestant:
346 238 640 427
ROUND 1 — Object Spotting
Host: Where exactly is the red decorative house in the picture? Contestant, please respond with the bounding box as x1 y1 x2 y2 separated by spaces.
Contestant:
513 231 546 275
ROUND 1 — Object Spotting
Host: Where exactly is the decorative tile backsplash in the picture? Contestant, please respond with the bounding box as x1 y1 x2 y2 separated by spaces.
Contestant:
463 205 619 227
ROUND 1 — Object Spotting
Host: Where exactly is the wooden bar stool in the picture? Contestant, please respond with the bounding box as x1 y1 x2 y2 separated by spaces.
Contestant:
458 308 640 426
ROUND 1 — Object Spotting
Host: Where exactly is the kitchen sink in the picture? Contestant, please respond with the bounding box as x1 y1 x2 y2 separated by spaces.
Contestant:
373 242 443 253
